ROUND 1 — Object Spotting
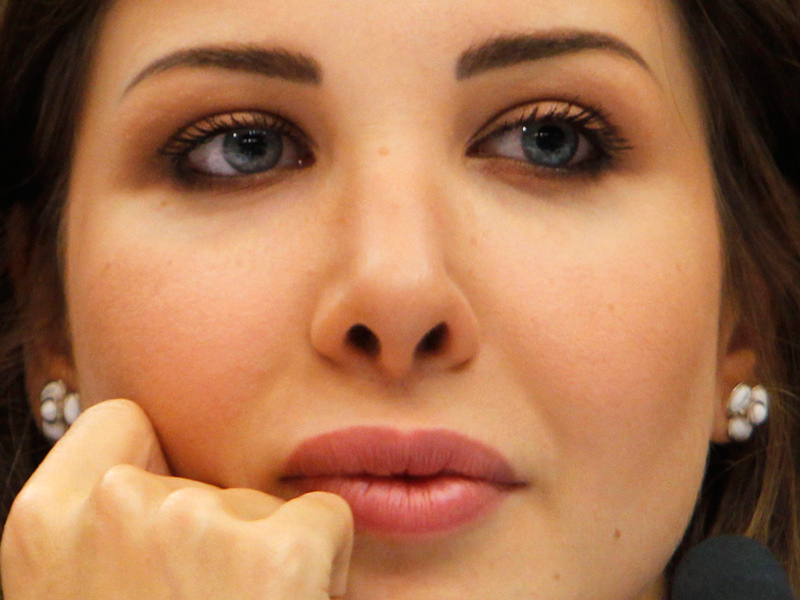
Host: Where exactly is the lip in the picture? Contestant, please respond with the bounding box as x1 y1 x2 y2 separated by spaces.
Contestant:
281 426 524 537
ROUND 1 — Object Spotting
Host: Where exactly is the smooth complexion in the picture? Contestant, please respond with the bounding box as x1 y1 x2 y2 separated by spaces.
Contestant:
57 0 743 597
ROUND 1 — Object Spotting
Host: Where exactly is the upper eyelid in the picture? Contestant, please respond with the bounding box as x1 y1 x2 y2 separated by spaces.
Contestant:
158 100 619 160
159 110 314 156
467 99 633 161
469 99 602 144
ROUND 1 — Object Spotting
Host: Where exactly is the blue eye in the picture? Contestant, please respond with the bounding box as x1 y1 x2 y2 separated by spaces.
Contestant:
468 102 630 173
521 123 579 167
161 112 313 179
220 129 283 174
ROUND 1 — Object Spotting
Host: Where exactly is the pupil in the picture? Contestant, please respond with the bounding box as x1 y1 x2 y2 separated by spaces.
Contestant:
223 129 282 173
237 132 268 156
521 123 578 167
535 126 566 152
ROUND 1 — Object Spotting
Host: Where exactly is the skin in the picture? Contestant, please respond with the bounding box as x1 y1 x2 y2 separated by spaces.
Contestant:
0 0 757 598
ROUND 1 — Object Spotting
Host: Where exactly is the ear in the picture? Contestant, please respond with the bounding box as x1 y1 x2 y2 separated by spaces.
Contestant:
22 333 77 425
6 205 77 424
711 298 757 443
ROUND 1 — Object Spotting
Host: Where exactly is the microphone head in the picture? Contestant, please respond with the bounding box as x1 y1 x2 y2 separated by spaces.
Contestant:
671 535 795 600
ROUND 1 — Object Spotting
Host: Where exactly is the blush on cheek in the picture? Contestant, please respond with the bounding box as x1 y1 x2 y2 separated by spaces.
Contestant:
472 175 723 566
67 237 315 477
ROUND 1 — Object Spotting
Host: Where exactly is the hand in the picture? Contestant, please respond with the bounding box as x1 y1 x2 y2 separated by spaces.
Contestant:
0 399 354 599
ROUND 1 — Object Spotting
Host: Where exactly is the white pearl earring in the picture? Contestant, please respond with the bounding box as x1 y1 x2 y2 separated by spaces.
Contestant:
727 383 770 442
40 380 81 444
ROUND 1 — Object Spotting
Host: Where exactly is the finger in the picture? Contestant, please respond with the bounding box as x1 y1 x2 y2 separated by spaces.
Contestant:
26 399 170 501
150 486 286 600
217 487 285 521
252 492 354 599
82 464 225 521
129 479 283 517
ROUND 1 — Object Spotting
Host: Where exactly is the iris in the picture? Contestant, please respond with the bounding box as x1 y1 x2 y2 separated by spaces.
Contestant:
521 123 578 167
222 129 283 174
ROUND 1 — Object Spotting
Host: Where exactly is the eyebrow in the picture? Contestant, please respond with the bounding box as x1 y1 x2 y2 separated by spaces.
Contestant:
124 45 321 94
456 31 651 80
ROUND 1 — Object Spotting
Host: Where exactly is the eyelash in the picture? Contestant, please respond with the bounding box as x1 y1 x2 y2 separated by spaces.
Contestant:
158 99 630 185
159 111 313 182
467 99 632 175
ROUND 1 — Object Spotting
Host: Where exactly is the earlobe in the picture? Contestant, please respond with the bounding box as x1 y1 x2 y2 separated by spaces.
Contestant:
24 340 78 408
711 345 757 443
711 293 769 444
5 205 79 436
20 280 80 441
22 311 80 443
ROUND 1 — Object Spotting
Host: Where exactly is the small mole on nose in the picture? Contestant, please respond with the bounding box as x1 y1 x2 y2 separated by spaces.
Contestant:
378 146 390 156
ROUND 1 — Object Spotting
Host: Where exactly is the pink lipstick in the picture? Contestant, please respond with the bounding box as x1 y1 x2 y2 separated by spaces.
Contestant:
281 427 524 536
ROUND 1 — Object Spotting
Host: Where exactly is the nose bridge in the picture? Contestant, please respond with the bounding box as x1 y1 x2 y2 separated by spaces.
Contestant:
347 149 445 286
310 142 479 381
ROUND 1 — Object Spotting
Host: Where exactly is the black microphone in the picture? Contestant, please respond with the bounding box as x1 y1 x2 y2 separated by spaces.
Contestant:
671 535 795 600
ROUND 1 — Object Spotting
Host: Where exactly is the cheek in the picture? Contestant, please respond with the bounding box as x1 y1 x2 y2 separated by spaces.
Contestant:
64 197 326 481
481 175 723 434
473 174 723 564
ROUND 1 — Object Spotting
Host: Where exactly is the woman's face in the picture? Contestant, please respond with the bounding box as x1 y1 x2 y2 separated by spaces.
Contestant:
63 0 729 597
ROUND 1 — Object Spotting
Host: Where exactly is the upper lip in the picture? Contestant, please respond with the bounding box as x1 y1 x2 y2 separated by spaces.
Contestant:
280 426 524 486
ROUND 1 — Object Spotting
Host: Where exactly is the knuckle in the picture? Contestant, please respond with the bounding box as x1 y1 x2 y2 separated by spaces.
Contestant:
161 486 221 515
94 463 143 498
2 496 42 554
89 463 148 520
154 487 222 542
298 492 355 542
304 491 353 523
1 485 70 585
261 528 330 578
4 483 56 532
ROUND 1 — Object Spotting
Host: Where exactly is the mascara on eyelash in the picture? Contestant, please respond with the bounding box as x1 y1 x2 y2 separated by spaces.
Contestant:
465 99 634 178
158 111 301 159
157 110 317 187
477 101 631 155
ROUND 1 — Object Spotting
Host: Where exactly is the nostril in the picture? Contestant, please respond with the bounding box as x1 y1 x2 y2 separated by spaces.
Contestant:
347 324 381 357
416 322 448 355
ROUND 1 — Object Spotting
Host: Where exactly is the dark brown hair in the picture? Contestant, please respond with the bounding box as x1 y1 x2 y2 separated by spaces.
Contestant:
672 0 800 584
0 0 105 528
1 0 799 593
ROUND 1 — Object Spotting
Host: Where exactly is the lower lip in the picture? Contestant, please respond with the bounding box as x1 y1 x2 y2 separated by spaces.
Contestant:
288 474 509 536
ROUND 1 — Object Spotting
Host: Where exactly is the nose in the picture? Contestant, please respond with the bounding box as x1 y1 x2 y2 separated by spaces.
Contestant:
310 163 479 382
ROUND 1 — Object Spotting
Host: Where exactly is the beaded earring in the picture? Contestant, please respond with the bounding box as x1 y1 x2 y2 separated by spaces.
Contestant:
40 380 82 444
726 383 770 442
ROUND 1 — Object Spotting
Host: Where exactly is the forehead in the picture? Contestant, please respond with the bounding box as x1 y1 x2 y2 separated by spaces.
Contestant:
95 0 693 95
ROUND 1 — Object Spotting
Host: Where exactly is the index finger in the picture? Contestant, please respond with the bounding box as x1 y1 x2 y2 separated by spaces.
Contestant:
26 399 170 500
250 492 354 599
